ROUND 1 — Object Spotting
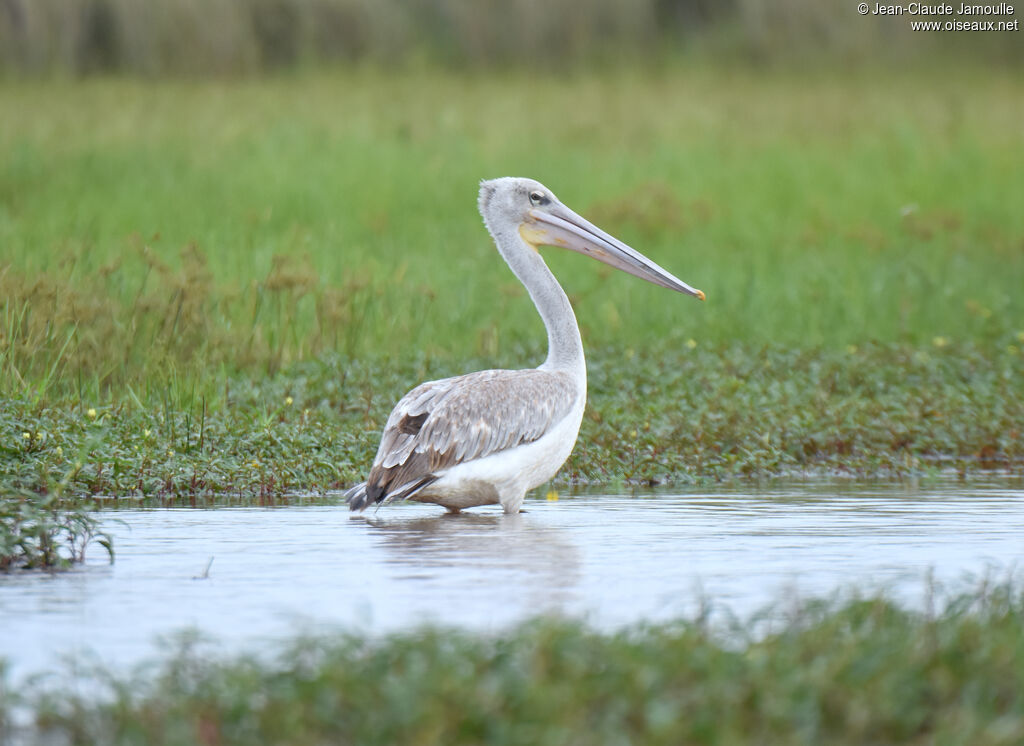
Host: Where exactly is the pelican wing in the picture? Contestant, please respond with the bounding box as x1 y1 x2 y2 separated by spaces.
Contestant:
348 369 577 509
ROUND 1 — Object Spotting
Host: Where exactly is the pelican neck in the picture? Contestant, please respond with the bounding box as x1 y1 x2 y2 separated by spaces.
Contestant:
488 224 586 376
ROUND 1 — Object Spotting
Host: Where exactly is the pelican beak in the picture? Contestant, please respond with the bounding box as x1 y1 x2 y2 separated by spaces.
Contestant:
521 204 705 300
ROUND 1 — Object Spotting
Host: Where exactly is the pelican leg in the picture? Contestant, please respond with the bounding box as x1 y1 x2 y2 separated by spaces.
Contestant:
499 488 527 515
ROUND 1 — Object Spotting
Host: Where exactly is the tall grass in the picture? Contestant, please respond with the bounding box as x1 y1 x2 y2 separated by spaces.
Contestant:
1 70 1021 400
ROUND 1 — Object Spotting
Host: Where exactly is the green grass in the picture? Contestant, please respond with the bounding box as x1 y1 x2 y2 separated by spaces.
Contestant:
11 586 1024 745
1 68 1022 393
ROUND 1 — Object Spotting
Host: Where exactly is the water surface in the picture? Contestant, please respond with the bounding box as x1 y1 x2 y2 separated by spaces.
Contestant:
2 481 1022 678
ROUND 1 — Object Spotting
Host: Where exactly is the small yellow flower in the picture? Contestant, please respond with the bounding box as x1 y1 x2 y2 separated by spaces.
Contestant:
932 336 948 348
56 446 63 457
34 432 44 442
87 408 97 419
686 338 697 349
144 429 151 437
22 432 30 440
545 489 559 501
285 396 294 406
251 460 260 468
629 429 638 439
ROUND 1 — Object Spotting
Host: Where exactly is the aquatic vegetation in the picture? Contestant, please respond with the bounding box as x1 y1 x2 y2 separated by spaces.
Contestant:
16 586 1024 745
0 343 1019 507
0 492 112 570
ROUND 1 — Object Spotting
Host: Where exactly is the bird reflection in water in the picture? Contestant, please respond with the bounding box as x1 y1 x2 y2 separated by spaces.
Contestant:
353 508 582 615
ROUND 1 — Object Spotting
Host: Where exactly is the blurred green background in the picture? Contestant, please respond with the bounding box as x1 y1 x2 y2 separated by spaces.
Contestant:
2 0 1022 73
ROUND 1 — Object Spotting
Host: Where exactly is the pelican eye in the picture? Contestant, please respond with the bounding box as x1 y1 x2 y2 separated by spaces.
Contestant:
529 190 549 206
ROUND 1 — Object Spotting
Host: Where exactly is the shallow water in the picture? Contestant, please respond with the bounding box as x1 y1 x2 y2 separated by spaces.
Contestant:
2 481 1023 678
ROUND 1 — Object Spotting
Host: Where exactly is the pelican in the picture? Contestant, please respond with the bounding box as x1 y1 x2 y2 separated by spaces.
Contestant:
346 177 704 515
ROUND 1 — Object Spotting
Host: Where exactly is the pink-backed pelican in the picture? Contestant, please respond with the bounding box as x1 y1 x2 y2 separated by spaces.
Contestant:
346 177 704 514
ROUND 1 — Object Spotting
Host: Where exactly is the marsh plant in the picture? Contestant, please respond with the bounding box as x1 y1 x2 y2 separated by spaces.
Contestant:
0 492 112 570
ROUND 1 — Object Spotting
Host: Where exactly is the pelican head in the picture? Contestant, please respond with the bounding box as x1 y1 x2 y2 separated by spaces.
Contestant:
478 177 704 300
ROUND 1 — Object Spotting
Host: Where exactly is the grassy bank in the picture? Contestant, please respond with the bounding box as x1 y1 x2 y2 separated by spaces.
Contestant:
10 586 1024 745
1 68 1022 565
3 339 1022 568
2 344 1022 505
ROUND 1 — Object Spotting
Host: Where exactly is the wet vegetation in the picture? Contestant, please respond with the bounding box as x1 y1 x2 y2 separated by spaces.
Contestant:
1 344 1021 510
0 492 112 570
8 585 1023 745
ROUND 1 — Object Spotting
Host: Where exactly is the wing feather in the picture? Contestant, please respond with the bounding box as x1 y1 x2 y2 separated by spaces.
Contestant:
350 369 577 509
